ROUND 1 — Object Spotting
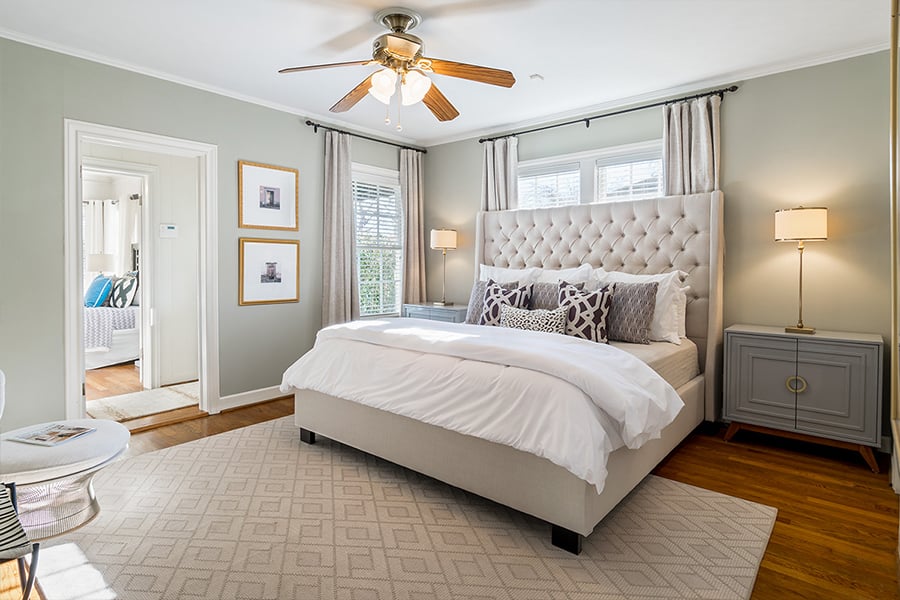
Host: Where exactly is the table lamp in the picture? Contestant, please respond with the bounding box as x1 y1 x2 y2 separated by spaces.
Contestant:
87 253 115 275
774 206 828 334
430 229 457 306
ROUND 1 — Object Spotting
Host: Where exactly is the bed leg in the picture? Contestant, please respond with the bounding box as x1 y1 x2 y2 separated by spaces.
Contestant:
299 428 316 444
551 525 583 555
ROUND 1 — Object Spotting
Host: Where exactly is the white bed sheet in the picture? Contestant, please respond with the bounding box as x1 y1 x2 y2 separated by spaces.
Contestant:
281 318 684 493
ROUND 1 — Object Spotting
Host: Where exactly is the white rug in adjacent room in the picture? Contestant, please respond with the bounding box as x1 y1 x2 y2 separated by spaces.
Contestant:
34 416 777 600
86 381 199 421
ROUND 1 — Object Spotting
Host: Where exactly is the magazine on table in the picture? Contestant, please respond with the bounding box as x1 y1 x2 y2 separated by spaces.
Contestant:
8 423 96 446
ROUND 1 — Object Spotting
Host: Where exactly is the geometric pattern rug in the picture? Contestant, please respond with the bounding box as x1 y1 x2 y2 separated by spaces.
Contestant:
33 416 776 600
86 381 199 422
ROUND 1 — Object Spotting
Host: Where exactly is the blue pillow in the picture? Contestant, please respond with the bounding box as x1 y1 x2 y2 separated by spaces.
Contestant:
84 275 113 307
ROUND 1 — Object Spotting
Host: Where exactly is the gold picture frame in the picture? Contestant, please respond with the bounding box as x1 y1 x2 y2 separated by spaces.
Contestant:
239 238 300 305
238 160 299 231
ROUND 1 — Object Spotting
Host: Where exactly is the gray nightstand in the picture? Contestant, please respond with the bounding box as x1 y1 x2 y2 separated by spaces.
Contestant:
723 324 883 472
401 303 468 323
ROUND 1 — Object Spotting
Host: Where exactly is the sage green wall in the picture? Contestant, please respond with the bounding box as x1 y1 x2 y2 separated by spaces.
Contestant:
0 38 395 430
424 52 890 384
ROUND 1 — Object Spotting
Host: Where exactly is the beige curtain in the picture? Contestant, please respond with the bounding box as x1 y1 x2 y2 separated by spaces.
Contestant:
481 136 518 211
322 130 357 326
663 95 721 194
400 148 426 303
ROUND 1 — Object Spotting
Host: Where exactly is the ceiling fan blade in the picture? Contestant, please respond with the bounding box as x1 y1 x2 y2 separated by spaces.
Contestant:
423 57 515 88
278 60 372 74
422 83 460 122
330 74 376 113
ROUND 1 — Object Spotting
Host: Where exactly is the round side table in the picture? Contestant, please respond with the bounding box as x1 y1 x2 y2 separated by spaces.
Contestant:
0 418 130 539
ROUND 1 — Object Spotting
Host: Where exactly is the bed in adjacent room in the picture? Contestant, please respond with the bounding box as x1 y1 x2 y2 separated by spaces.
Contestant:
83 272 141 370
281 191 724 554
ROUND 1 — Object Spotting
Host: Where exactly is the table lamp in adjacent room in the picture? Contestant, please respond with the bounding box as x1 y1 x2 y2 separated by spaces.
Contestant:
87 253 115 275
430 228 457 306
774 206 828 334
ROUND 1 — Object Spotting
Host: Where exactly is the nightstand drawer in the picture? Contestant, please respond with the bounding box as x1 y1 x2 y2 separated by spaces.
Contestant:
401 303 467 323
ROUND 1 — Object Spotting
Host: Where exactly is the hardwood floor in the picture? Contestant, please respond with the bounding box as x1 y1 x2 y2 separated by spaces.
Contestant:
84 362 141 401
2 406 897 599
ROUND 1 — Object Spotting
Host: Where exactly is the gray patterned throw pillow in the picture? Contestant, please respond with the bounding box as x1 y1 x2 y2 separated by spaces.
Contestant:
607 282 658 344
110 272 139 308
499 304 566 334
529 281 584 311
558 282 613 343
479 280 533 327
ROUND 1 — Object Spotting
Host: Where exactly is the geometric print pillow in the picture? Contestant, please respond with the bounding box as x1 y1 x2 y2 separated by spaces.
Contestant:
499 304 566 335
479 280 533 327
607 281 658 344
558 281 613 343
110 272 139 308
465 280 517 324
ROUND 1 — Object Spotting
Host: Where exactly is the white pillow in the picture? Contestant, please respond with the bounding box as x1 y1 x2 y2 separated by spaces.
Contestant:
677 286 690 338
533 264 592 284
592 269 687 344
478 265 540 284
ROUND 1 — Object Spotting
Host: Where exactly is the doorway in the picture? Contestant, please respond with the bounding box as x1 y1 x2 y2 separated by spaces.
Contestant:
64 120 219 419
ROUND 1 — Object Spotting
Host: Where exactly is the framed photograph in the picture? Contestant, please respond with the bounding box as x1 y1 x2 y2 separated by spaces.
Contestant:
239 238 300 305
238 160 299 231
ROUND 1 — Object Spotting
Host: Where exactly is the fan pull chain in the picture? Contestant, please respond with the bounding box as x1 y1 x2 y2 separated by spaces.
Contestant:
396 101 402 132
384 103 391 125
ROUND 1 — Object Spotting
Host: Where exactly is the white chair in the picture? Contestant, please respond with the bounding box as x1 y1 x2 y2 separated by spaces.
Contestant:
0 370 40 600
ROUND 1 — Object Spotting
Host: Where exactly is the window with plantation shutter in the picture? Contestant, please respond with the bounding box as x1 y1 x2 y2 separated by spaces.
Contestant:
518 163 580 209
352 165 403 317
516 140 662 208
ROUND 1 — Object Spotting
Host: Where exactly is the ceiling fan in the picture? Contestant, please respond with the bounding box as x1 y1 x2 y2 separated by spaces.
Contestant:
278 7 516 126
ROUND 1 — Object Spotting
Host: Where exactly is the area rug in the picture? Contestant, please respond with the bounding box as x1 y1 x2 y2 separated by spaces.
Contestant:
33 416 776 600
86 381 199 421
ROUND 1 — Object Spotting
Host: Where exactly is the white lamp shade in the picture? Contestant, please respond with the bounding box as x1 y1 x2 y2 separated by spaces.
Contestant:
401 70 432 106
430 229 457 250
774 207 828 241
87 253 116 272
368 68 397 104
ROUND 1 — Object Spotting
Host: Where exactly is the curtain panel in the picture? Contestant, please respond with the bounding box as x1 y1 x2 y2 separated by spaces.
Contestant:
321 130 357 326
662 95 721 195
481 136 519 211
400 148 426 304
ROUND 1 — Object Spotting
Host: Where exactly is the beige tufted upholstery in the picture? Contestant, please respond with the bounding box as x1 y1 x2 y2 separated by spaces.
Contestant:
475 192 725 420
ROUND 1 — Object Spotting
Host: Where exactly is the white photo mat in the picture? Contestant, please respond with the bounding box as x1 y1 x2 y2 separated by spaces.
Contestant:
238 160 299 231
239 238 300 305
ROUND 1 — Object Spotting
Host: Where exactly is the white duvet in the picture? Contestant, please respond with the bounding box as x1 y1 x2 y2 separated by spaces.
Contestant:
280 318 683 493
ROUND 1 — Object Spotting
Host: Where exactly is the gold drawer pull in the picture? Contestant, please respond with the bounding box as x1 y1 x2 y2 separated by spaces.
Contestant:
785 375 808 394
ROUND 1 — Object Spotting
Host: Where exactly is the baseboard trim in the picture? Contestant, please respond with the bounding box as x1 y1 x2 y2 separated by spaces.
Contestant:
210 385 286 414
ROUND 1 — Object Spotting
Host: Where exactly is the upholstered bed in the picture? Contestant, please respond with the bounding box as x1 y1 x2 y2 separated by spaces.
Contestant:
283 191 724 554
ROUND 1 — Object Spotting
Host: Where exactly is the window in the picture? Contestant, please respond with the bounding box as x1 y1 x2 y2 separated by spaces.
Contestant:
517 140 662 208
352 164 403 317
518 163 580 209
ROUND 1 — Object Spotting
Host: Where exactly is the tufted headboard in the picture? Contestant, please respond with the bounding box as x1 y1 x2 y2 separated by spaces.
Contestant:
474 192 724 421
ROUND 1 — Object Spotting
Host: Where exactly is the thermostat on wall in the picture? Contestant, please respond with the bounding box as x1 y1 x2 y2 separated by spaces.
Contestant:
159 224 178 238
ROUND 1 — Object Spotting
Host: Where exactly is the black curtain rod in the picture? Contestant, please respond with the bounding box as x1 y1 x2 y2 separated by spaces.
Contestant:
305 120 427 154
478 85 739 144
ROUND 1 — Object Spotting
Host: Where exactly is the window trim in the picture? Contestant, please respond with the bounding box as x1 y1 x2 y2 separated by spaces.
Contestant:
517 139 662 206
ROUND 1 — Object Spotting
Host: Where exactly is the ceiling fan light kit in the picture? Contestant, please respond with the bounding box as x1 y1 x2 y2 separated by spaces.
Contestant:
279 7 515 127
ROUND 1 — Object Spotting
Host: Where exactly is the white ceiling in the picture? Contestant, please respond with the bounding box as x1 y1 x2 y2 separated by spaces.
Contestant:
0 0 887 147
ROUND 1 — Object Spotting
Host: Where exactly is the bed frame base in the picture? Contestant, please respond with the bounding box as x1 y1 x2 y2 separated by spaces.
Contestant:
551 525 583 555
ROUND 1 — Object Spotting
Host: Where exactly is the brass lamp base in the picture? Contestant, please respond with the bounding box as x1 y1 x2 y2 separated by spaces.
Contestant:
433 301 453 306
785 325 815 334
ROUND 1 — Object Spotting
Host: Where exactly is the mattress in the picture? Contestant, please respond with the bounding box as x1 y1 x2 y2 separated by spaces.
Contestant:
611 338 699 391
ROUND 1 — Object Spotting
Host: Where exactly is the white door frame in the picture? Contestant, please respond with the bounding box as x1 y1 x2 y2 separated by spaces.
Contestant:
64 119 219 416
81 158 159 390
